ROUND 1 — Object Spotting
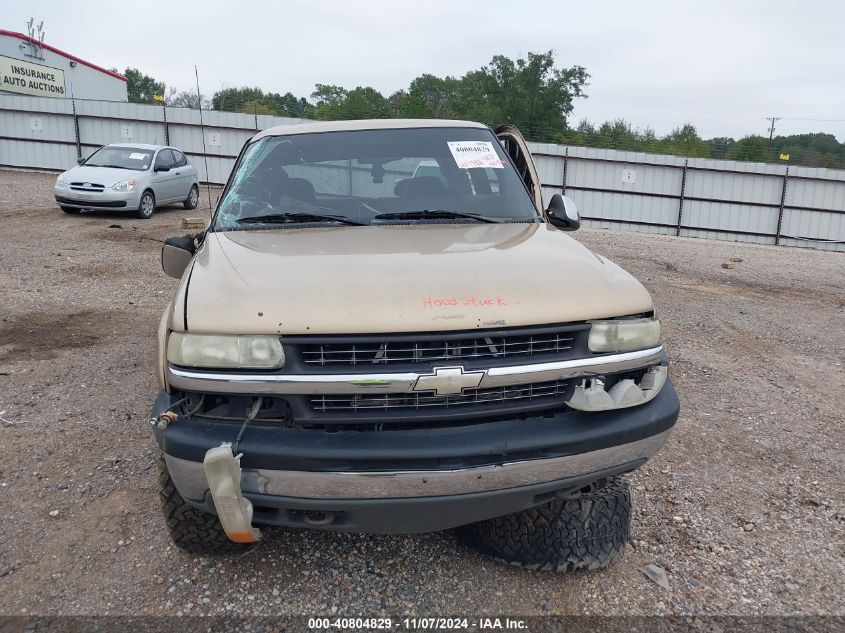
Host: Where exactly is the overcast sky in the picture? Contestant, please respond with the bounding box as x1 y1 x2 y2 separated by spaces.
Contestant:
6 0 845 140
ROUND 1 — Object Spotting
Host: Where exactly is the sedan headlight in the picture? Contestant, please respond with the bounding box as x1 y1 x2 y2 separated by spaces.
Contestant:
588 317 661 353
111 179 137 192
167 333 284 369
56 174 65 187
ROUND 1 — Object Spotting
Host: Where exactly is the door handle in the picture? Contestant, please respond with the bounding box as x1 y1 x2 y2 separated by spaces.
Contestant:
174 171 181 175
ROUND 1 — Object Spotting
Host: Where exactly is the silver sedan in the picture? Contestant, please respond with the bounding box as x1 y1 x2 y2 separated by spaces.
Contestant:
54 143 200 219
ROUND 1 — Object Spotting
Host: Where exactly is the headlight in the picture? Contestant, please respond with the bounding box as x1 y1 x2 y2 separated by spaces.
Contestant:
167 333 285 369
111 179 137 192
56 174 65 187
588 317 661 353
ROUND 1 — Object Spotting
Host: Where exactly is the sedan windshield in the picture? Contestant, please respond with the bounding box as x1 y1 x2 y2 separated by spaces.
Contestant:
213 127 539 230
84 146 154 170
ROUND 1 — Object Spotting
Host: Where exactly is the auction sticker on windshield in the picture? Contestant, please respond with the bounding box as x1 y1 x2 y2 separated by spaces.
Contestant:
447 141 505 169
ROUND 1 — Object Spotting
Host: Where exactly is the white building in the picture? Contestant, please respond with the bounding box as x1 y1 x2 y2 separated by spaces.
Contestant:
0 29 127 102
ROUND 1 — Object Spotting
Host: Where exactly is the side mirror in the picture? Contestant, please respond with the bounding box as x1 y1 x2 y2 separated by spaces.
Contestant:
77 157 86 165
546 194 580 231
155 165 171 173
162 235 197 279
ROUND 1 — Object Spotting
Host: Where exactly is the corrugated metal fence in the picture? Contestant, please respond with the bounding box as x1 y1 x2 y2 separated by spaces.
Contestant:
0 93 304 184
1 93 843 252
531 143 845 252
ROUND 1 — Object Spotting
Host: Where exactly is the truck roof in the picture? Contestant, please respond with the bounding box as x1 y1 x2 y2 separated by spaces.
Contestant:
254 118 488 141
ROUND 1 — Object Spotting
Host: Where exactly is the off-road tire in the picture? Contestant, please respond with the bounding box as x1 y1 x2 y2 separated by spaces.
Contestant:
183 185 199 210
158 457 247 554
60 206 81 214
458 476 631 571
137 190 155 219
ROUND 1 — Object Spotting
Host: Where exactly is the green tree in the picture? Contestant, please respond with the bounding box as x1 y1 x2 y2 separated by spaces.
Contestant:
728 136 769 162
239 100 277 116
310 85 389 120
124 68 166 104
211 86 265 112
401 52 588 139
481 51 589 138
660 124 710 157
265 92 312 118
343 87 390 119
211 87 312 118
706 137 736 159
771 132 844 168
406 74 462 118
304 51 587 135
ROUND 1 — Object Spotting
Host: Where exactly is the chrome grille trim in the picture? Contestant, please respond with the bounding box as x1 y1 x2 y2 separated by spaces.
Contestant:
310 379 572 412
167 346 666 395
69 182 105 192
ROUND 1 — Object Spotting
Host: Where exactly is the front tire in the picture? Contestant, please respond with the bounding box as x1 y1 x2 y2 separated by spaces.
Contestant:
458 476 631 571
137 190 155 219
183 185 199 210
158 457 247 554
60 206 80 214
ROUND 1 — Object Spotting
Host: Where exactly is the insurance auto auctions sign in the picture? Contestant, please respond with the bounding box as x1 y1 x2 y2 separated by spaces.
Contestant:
0 54 66 97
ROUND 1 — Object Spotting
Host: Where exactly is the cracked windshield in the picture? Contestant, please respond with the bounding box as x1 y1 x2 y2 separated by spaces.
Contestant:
213 126 540 229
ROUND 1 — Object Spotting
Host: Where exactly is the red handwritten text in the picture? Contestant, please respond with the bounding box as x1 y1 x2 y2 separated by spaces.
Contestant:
423 296 509 308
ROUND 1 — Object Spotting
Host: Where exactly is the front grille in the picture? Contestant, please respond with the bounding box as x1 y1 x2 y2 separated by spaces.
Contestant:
300 330 580 367
56 196 127 208
310 379 573 413
70 182 105 192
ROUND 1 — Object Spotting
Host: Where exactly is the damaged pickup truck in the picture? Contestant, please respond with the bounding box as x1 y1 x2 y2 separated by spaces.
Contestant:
151 119 679 571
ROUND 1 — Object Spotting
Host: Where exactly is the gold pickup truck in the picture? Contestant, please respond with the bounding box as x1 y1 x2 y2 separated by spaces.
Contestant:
150 119 679 571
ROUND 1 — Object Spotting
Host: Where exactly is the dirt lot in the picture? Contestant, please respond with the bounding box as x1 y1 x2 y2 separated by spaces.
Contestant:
0 169 843 617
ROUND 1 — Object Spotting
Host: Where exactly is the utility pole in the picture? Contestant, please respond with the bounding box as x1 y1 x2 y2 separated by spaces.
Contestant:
766 117 781 159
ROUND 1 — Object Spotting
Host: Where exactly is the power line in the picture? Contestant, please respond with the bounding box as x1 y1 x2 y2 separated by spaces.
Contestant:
775 117 845 123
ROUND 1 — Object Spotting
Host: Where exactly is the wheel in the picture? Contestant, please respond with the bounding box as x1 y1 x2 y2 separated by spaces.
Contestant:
183 185 199 210
458 476 631 571
137 190 155 219
60 206 80 214
158 457 248 554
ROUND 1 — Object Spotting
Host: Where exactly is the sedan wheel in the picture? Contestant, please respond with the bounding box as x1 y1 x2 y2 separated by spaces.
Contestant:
137 191 155 219
183 185 199 210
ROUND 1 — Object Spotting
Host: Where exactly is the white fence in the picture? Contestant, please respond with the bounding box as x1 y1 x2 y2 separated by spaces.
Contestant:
0 93 304 184
1 93 843 251
531 143 845 252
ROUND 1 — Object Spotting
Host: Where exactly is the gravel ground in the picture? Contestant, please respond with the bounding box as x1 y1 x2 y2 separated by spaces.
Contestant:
0 169 843 617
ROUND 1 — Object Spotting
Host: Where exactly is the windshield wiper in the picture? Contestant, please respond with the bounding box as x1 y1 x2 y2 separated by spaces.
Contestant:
373 209 501 223
236 212 366 226
89 164 131 170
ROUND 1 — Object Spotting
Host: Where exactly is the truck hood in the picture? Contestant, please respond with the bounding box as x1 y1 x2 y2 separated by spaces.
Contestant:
182 223 654 334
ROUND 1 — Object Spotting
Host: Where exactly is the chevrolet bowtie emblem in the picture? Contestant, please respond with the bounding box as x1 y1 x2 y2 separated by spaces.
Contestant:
413 366 485 396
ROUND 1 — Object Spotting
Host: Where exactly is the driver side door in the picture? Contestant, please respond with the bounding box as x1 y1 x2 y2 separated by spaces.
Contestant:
495 125 544 214
151 149 179 202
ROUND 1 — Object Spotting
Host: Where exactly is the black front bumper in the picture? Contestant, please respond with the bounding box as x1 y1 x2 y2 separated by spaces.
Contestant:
152 380 679 472
150 380 679 532
55 195 128 208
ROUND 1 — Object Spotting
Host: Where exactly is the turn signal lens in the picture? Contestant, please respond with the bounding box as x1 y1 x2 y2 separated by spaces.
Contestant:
588 318 661 353
167 333 284 369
